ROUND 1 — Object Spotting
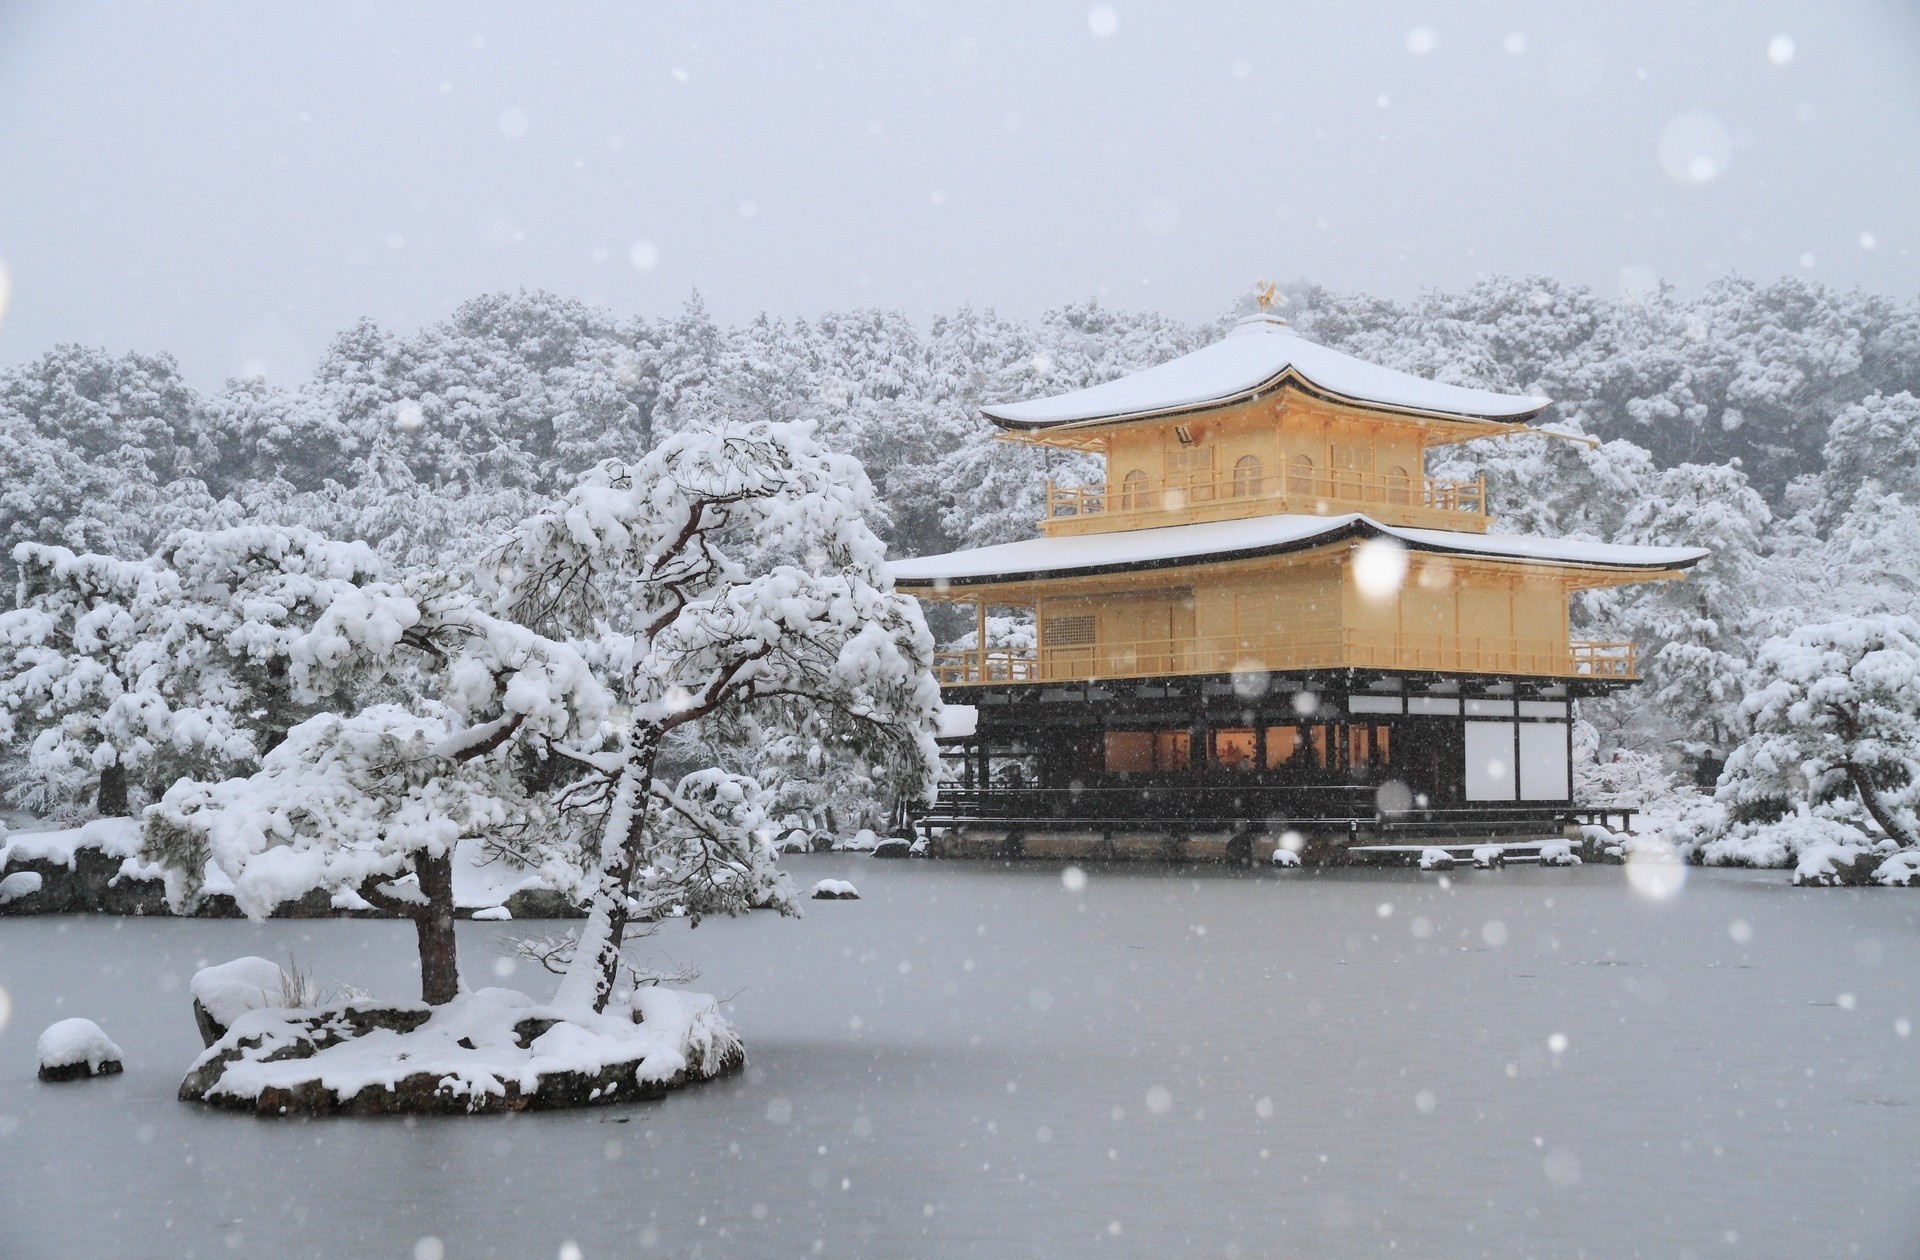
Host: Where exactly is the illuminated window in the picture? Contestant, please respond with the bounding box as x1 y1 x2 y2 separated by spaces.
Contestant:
1350 724 1393 768
1210 728 1258 771
1264 725 1302 769
1104 731 1153 772
1286 453 1314 496
1105 730 1191 772
1308 725 1330 769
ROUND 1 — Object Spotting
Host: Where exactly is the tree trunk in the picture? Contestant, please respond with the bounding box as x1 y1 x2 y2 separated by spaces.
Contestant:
413 849 461 1005
95 761 129 817
553 731 660 1013
1845 762 1919 848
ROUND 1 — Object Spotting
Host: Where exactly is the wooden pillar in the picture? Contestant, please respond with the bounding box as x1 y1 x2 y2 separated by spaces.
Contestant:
975 599 987 681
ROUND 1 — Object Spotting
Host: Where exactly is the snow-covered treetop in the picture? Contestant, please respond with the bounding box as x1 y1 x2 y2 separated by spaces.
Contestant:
981 312 1552 430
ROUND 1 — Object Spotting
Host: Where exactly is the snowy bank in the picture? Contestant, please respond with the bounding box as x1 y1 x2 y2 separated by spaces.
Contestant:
179 986 743 1116
0 821 578 919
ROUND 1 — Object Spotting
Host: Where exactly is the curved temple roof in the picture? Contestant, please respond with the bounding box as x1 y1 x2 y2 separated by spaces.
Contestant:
890 512 1708 590
983 313 1551 430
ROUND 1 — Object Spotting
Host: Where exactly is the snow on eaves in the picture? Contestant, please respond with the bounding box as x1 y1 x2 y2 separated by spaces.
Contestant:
889 513 1708 589
981 314 1550 429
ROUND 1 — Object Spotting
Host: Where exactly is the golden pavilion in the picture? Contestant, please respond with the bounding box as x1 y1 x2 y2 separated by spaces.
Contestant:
888 304 1706 862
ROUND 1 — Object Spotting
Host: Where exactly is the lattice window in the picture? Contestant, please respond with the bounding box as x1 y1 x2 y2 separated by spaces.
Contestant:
1166 446 1214 475
1043 614 1096 646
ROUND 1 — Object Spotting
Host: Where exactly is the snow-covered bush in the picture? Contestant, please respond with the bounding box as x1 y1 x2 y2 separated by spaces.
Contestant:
1705 614 1920 866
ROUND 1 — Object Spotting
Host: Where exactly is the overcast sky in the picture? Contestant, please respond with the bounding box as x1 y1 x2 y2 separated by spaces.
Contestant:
1 1 1915 389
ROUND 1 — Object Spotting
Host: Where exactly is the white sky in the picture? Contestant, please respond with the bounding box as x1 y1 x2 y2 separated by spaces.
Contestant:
1 1 1915 389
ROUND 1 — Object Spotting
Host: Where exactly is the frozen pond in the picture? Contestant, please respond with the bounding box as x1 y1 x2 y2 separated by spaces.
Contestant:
3 859 1916 1258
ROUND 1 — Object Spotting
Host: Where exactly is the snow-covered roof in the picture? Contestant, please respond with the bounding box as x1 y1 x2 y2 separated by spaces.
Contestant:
890 513 1707 589
983 313 1550 430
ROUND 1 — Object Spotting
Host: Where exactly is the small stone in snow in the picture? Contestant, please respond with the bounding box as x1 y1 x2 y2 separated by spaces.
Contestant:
811 880 860 900
36 1017 124 1082
471 906 512 921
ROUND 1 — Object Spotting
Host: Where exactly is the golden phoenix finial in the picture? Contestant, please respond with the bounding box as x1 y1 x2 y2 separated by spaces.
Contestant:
1254 279 1280 312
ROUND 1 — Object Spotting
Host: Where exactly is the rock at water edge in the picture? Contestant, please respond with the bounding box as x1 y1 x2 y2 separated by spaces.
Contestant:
37 1018 124 1082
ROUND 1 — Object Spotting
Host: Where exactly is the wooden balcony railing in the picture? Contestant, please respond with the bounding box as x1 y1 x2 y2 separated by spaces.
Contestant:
1041 466 1487 534
933 630 1634 687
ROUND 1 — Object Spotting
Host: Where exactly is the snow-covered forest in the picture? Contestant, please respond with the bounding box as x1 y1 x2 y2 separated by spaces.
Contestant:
4 274 1918 865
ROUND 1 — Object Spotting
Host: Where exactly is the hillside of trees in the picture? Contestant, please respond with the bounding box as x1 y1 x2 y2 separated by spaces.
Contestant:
4 274 1917 824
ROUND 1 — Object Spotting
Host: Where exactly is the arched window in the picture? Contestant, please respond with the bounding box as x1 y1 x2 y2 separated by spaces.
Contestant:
1286 453 1314 497
1119 469 1151 511
1386 465 1411 506
1231 455 1263 498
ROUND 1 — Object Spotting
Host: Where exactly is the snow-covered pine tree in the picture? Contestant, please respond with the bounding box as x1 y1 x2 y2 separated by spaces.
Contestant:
487 418 942 1012
0 526 416 817
1707 614 1920 866
141 581 604 1004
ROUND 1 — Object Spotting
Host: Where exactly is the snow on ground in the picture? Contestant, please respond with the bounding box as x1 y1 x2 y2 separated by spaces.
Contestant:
187 987 737 1111
36 1017 123 1075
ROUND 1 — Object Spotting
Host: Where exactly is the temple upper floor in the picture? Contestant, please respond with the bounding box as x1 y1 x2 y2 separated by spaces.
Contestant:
988 313 1553 537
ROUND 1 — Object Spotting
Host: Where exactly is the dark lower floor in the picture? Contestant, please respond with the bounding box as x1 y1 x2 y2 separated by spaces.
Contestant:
920 667 1626 833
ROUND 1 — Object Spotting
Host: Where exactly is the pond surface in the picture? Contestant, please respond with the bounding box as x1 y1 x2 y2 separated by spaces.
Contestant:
2 859 1916 1259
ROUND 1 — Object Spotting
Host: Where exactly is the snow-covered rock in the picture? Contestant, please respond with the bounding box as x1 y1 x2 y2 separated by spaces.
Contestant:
0 871 42 905
191 956 288 1046
1792 842 1884 887
472 906 512 921
1537 841 1579 867
1873 850 1920 887
1418 848 1455 871
179 987 741 1116
1472 845 1505 869
1270 846 1302 868
870 837 913 859
811 879 860 900
837 829 881 852
36 1018 124 1082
